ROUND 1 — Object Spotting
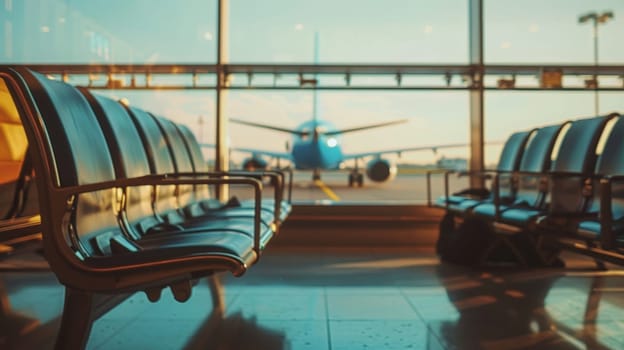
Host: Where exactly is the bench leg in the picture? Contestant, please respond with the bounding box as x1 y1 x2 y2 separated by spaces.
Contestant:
480 235 529 267
55 287 95 350
208 274 225 316
585 241 608 270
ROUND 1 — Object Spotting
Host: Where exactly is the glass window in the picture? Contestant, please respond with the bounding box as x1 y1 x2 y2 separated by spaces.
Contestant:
485 0 624 64
2 0 217 64
484 91 624 167
4 0 623 205
229 0 468 64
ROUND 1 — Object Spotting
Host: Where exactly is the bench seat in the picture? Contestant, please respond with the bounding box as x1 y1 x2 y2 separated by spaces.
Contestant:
0 66 285 349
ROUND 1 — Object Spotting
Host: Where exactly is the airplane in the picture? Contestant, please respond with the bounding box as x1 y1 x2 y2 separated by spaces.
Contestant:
224 113 467 187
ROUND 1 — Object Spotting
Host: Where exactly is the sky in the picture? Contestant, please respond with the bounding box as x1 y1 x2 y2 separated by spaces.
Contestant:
4 0 624 166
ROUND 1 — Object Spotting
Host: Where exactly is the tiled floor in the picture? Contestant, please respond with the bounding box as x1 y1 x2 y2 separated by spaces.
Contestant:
2 245 624 349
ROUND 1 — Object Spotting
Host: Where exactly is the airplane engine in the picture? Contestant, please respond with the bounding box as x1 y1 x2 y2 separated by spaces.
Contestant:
241 157 268 171
366 158 397 182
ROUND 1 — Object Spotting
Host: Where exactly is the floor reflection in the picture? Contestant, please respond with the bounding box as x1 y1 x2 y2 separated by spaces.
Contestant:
0 281 40 349
434 265 565 349
184 311 287 350
1 245 624 349
432 264 624 350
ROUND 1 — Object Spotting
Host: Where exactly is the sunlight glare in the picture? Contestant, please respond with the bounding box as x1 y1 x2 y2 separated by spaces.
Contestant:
529 23 539 33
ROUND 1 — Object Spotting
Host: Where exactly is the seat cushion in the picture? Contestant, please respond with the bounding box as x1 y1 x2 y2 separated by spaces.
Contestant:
144 214 275 252
87 231 257 270
499 208 543 227
435 195 468 208
471 202 506 219
577 220 624 239
437 197 482 215
203 199 285 224
577 220 600 237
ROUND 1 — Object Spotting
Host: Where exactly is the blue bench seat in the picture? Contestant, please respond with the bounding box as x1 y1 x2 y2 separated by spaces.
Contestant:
0 66 287 349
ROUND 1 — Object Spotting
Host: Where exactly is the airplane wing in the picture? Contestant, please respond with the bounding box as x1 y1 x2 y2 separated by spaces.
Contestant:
231 118 308 137
342 142 469 160
199 143 293 161
230 146 293 161
232 118 409 138
325 119 408 136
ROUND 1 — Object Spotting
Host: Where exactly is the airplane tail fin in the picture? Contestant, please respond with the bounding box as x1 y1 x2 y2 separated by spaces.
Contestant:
312 31 320 127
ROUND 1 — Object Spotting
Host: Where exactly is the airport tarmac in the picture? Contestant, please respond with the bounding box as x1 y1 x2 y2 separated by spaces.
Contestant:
232 170 471 204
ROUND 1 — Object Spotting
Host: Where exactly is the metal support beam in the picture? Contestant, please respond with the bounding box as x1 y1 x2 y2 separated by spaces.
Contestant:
19 63 624 90
216 0 230 201
469 0 485 189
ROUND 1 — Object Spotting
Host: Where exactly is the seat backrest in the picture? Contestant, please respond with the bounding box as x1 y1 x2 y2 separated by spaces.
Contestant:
585 114 624 220
79 88 159 239
177 124 210 172
2 68 133 266
497 130 535 172
153 116 198 215
154 117 195 173
512 123 568 207
175 124 213 201
550 115 614 173
126 107 185 224
519 124 565 173
548 114 616 213
494 129 535 200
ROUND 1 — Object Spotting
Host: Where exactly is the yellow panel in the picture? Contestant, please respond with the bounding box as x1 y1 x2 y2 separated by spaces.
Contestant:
0 79 21 124
0 78 28 184
0 160 22 184
0 123 27 161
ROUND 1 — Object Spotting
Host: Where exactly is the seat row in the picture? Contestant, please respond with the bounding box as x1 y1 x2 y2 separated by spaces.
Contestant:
434 111 624 267
0 66 291 349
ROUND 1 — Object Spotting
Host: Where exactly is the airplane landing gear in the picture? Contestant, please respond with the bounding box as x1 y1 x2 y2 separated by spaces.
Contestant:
349 158 364 187
312 168 321 181
348 171 364 187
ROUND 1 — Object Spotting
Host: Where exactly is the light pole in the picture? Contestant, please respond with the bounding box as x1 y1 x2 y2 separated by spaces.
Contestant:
578 11 614 116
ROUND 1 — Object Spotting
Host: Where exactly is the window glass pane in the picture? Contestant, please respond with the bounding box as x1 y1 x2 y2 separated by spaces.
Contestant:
484 91 624 167
2 0 217 63
485 0 624 63
5 0 622 206
230 0 468 63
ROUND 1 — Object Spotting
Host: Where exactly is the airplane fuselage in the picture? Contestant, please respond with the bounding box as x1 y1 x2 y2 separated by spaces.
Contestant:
230 116 414 185
291 120 343 170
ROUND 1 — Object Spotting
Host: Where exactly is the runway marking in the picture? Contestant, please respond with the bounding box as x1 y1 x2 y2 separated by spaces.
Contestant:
314 180 341 201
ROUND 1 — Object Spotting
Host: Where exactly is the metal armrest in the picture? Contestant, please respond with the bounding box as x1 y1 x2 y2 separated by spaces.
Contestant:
179 169 286 225
52 174 264 257
226 167 293 221
425 168 499 207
